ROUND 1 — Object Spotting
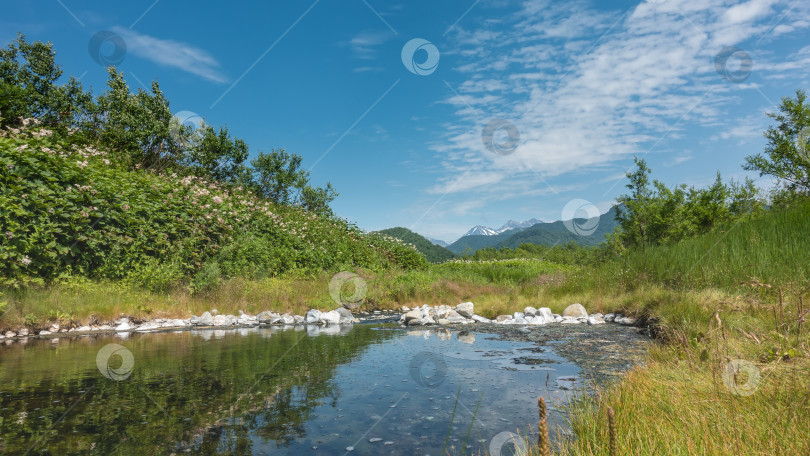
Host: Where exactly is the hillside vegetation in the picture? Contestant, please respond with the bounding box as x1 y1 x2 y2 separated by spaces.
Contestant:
375 227 456 263
0 35 429 294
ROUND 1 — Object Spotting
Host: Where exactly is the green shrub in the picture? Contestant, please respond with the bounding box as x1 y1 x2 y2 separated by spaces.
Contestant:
123 258 184 292
190 261 221 295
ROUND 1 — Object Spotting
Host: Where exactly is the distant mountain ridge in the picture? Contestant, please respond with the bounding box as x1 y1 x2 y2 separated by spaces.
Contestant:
447 207 619 254
462 218 545 237
375 227 457 263
426 237 449 247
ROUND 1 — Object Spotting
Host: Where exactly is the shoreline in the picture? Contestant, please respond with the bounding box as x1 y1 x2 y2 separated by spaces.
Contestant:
0 301 644 343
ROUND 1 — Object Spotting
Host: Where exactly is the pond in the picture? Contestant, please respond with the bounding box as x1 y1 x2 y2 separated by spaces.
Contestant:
0 321 649 455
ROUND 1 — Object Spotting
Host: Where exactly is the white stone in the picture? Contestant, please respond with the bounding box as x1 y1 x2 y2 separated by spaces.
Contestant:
535 307 552 321
404 309 423 324
212 315 237 326
563 303 588 318
471 315 491 323
455 302 475 318
587 317 606 325
527 316 546 325
115 320 133 332
523 306 538 317
306 309 322 324
604 313 616 322
320 310 341 325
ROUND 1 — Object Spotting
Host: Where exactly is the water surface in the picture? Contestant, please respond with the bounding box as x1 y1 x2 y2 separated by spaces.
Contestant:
0 323 647 455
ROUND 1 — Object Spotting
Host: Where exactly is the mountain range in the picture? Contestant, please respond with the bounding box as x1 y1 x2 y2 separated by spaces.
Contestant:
461 218 544 237
443 207 619 254
385 207 619 260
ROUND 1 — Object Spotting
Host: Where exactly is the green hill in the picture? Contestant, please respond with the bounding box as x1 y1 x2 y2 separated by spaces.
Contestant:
375 227 457 263
447 207 618 254
497 206 619 249
0 128 427 290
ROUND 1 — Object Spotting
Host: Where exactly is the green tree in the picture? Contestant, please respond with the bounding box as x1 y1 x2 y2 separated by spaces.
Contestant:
616 160 761 248
250 148 338 215
0 34 60 125
744 89 810 197
95 68 179 170
616 157 653 246
185 124 249 183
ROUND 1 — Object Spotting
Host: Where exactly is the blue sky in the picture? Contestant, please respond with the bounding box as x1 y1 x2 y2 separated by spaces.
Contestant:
4 0 810 242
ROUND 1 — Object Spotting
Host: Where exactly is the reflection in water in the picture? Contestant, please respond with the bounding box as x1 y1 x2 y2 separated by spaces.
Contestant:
0 324 646 455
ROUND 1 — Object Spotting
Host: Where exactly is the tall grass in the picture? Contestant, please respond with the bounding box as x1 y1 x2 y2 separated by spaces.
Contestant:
588 201 810 293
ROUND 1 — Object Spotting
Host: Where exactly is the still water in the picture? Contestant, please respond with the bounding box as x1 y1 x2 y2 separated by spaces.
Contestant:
0 323 646 455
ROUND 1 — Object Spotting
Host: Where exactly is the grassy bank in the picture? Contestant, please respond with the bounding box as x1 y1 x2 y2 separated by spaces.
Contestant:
0 258 575 329
525 201 810 456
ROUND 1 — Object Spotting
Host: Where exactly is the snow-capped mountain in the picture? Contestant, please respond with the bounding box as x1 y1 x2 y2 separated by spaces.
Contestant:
496 218 543 233
462 218 545 237
463 225 500 236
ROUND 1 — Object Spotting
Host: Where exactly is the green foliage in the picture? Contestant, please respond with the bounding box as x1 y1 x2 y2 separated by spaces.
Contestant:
581 199 810 292
366 233 430 270
616 158 762 248
744 89 810 196
250 148 337 215
190 261 221 295
469 241 600 265
432 258 572 286
123 258 184 293
184 123 249 183
375 227 456 263
1 35 339 216
0 130 423 288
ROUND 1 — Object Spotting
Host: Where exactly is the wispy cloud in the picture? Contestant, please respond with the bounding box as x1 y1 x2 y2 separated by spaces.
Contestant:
434 0 810 200
349 30 394 59
111 26 227 83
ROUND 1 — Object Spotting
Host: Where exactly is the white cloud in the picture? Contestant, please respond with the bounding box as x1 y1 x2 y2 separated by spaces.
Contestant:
349 30 394 59
111 26 226 83
432 0 810 202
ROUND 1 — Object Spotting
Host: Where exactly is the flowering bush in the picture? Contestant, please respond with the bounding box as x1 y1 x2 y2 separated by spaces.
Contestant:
0 127 426 289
